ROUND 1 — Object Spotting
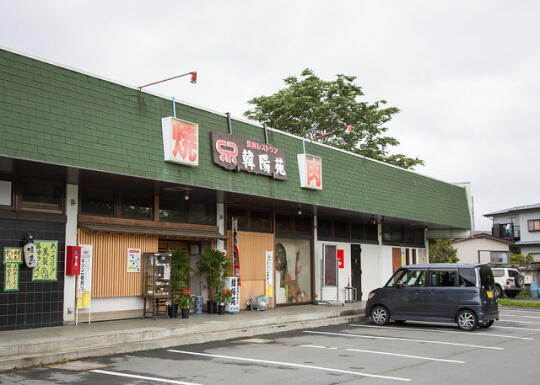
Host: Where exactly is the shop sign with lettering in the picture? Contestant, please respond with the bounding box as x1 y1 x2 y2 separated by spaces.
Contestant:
162 117 199 166
297 153 322 190
211 131 287 180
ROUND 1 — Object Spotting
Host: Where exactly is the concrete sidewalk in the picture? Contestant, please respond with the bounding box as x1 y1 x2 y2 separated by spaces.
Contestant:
0 302 365 372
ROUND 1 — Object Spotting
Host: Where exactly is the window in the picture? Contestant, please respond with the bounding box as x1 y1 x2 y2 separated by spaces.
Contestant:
399 269 426 287
324 245 337 286
492 269 504 277
190 202 216 225
276 214 293 233
459 268 476 287
227 208 270 232
227 208 248 230
0 180 12 206
386 270 406 287
490 251 508 264
81 190 114 216
528 219 540 232
429 270 457 287
159 198 186 223
294 216 311 234
121 195 153 219
318 218 332 238
334 220 348 239
249 209 272 233
21 181 62 211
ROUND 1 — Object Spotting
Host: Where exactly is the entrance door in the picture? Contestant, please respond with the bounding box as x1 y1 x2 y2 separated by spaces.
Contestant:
351 244 362 300
392 248 402 273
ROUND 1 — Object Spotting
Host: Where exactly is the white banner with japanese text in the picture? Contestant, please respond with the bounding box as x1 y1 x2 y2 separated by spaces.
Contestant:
225 276 240 313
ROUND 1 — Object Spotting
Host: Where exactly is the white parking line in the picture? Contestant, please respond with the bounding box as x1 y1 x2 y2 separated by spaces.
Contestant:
299 344 464 364
501 314 540 319
500 310 540 315
493 325 540 332
351 324 534 340
498 319 540 324
91 369 202 385
168 349 411 382
304 331 504 350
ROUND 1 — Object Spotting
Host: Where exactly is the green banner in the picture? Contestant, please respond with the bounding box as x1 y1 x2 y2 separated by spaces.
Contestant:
4 263 19 291
32 240 58 281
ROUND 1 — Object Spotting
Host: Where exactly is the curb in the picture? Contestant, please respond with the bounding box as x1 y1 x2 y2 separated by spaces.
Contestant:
0 313 365 372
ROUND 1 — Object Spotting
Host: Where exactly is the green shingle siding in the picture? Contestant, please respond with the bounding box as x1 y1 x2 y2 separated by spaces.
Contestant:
0 48 470 229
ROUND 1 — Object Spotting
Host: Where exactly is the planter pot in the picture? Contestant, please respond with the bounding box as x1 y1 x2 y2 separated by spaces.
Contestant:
207 300 217 314
218 304 226 314
167 303 179 318
181 308 190 319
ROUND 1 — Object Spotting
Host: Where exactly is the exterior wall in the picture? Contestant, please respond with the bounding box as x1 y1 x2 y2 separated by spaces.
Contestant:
0 219 65 330
453 238 510 264
361 243 381 301
77 296 144 322
519 211 540 243
0 48 471 231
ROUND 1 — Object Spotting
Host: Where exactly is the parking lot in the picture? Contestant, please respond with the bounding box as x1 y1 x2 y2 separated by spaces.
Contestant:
1 306 539 384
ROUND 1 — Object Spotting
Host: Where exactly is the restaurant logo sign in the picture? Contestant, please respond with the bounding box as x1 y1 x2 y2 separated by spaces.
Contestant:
211 131 287 180
297 153 322 190
161 117 199 166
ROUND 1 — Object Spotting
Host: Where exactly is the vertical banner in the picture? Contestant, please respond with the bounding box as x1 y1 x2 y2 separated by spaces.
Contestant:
265 250 273 298
337 249 344 269
225 276 240 313
3 247 22 292
232 217 241 286
127 248 141 272
77 244 93 310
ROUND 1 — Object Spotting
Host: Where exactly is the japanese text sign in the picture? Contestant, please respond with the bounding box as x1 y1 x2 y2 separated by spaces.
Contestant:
337 249 344 269
297 153 322 190
162 117 199 166
211 131 287 180
32 240 58 281
77 244 93 309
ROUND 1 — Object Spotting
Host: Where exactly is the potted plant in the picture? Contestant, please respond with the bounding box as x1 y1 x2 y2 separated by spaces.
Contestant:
169 248 191 318
175 288 196 318
213 287 232 314
198 248 232 314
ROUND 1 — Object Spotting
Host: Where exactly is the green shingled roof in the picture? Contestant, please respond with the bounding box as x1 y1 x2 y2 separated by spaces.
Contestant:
0 48 470 229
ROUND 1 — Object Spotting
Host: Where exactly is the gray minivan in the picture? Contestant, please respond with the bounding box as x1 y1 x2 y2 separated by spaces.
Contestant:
365 264 499 331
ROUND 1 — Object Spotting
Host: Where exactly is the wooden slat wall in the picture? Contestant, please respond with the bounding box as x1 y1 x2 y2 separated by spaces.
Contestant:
78 229 158 298
226 231 274 308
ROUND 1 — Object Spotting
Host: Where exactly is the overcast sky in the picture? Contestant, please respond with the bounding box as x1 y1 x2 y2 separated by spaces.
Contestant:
1 0 538 230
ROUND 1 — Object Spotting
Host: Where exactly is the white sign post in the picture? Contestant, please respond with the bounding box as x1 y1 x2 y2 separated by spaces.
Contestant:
265 250 273 301
76 244 93 325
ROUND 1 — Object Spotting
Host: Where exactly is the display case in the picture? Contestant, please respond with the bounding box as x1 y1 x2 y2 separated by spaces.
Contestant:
142 252 172 318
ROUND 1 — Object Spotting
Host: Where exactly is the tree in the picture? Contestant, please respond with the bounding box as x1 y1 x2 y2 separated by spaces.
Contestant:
510 253 534 265
244 68 424 169
429 239 458 263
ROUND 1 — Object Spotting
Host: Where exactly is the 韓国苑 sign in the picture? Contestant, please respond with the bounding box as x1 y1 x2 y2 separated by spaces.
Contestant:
297 153 322 190
162 117 199 166
211 131 287 180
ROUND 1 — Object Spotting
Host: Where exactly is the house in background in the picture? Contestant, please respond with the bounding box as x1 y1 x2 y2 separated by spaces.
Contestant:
452 232 511 265
485 203 540 261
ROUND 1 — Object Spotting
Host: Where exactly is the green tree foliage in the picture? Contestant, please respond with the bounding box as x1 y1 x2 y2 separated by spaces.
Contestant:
429 239 459 263
244 69 424 169
510 253 534 265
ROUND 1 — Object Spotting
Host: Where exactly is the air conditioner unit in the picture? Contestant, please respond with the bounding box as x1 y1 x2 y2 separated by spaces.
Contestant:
250 295 269 311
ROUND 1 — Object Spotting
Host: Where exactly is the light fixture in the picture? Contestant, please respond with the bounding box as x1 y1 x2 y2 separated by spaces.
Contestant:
184 191 190 201
370 215 376 225
138 71 198 91
380 216 385 223
298 209 302 215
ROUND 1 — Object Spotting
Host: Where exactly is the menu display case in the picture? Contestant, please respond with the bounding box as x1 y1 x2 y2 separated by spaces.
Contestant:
142 252 172 318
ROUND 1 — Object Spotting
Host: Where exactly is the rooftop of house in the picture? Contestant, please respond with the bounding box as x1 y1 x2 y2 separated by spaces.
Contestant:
484 203 540 217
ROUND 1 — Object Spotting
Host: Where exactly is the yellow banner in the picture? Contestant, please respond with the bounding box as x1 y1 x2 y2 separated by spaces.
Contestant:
32 240 58 281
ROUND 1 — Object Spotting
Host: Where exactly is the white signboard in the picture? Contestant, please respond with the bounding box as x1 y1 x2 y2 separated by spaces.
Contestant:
127 248 141 273
265 250 273 298
225 276 240 313
77 244 93 310
161 116 199 166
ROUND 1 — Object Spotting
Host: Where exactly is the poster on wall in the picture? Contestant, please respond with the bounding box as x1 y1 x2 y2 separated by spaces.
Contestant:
225 276 240 313
275 239 311 304
162 117 199 166
265 250 273 298
127 248 141 272
77 244 93 310
32 240 58 281
3 247 22 292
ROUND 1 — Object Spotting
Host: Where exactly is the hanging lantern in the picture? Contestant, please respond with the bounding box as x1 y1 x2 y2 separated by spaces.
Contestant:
23 233 38 268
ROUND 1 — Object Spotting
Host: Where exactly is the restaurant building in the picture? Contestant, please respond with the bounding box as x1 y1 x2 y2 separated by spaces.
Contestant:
0 47 471 330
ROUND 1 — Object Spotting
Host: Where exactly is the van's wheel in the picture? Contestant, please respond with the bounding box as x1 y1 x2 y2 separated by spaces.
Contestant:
479 320 494 328
457 310 477 331
494 285 503 298
371 305 390 326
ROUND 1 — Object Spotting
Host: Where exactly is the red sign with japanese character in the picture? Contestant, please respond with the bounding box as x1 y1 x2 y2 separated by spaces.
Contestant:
337 249 344 269
297 153 322 190
162 117 199 166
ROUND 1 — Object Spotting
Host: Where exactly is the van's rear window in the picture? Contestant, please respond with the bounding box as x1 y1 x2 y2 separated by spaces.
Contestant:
479 266 495 289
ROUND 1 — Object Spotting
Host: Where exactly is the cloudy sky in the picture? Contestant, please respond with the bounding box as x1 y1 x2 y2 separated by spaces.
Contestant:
1 0 538 230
